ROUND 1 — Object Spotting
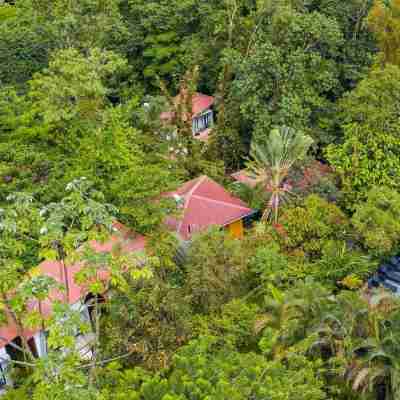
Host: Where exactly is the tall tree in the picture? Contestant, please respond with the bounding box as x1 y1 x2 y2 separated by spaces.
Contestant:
247 126 313 223
0 193 56 362
352 186 400 256
232 3 344 147
0 0 129 87
368 0 400 66
0 48 178 230
39 178 117 303
124 0 198 88
326 64 400 206
312 290 400 400
307 0 375 85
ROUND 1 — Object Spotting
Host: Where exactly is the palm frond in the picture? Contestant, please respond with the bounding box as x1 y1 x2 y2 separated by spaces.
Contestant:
352 367 371 391
246 125 313 223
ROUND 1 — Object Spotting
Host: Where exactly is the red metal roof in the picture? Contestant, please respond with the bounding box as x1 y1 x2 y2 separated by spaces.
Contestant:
231 170 259 188
231 161 332 190
190 93 214 116
164 176 253 240
160 92 214 121
0 224 146 348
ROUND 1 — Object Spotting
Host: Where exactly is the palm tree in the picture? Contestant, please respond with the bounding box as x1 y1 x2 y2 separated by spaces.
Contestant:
310 290 400 400
345 291 400 400
256 280 329 358
247 126 313 223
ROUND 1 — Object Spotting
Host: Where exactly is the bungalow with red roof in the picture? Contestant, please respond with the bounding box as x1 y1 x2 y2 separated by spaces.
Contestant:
160 92 215 141
0 224 146 391
164 175 255 240
0 177 252 390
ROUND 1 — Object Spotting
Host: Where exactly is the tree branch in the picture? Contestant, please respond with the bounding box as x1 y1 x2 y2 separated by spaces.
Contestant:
78 351 134 370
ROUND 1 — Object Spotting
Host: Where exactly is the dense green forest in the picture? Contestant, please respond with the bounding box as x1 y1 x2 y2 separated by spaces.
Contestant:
2 0 400 399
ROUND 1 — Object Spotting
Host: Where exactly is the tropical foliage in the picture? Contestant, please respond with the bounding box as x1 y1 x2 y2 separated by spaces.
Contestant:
1 1 400 400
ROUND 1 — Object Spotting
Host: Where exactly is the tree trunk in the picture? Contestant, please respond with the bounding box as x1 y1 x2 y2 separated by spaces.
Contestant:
62 259 70 304
89 296 101 386
56 243 70 304
1 294 35 362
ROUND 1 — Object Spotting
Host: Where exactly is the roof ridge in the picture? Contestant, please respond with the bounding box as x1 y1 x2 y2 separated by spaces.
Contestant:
191 194 251 211
185 175 207 201
175 176 206 233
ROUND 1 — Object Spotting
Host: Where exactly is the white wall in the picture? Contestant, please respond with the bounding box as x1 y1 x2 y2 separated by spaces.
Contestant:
0 347 11 389
33 332 48 358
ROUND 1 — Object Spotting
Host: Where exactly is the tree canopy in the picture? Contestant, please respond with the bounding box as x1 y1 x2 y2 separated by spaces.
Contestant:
2 1 400 400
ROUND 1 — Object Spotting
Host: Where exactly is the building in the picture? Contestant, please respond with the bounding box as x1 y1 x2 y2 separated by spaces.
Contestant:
164 175 255 241
160 92 215 141
0 177 253 391
0 223 146 392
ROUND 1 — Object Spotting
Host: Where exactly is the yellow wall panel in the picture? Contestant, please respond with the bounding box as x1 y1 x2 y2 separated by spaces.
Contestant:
228 219 244 239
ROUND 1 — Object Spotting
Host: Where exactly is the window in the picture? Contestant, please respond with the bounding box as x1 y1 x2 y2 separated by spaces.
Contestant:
37 331 49 357
193 110 214 136
193 118 199 135
204 110 213 128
